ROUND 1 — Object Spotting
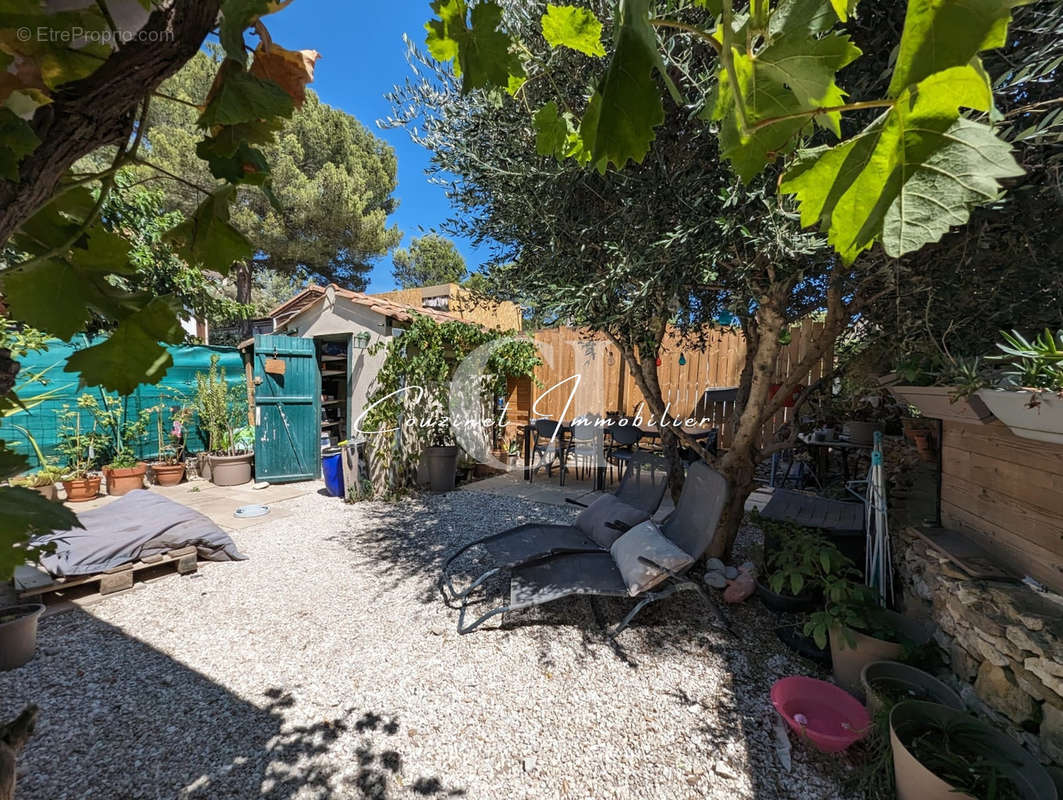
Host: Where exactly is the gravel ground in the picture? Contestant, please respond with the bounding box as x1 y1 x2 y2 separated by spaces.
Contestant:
1 490 861 800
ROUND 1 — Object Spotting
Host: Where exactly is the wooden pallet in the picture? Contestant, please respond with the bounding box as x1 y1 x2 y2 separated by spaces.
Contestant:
13 546 198 599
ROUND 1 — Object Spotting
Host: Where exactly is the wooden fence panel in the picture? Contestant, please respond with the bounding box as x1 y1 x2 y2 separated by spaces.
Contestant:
507 321 827 449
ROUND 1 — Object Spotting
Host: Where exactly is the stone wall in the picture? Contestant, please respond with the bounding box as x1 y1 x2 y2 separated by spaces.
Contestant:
899 528 1063 768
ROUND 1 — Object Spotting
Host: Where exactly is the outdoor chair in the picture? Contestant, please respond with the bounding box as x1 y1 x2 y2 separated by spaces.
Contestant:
605 423 643 483
561 414 604 484
529 418 566 482
439 453 670 605
452 460 729 637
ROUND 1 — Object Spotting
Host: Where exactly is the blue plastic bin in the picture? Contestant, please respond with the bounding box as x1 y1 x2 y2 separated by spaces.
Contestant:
322 450 344 497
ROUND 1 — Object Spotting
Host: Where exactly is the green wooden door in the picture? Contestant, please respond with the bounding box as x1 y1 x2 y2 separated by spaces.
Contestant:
253 334 321 483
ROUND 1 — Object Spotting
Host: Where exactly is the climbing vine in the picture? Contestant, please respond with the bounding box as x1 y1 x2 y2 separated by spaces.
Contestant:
360 315 540 497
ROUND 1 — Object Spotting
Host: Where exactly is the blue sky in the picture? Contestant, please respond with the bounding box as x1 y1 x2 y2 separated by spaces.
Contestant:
266 2 491 293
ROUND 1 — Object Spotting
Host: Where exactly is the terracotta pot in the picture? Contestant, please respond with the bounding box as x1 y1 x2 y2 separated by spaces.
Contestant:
890 701 1056 800
208 453 253 486
150 462 186 486
62 476 101 502
31 483 59 502
977 388 1063 444
910 431 934 462
104 463 147 496
0 603 45 670
860 660 963 719
830 610 930 697
888 385 993 424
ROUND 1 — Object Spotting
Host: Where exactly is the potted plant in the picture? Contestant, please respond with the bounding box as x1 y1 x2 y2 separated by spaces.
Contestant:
885 353 994 425
8 425 63 500
195 355 253 486
149 405 190 486
805 577 930 696
11 466 65 502
890 701 1056 800
421 391 459 492
76 393 152 496
977 328 1063 444
506 438 521 466
861 661 963 718
753 515 849 614
54 405 104 502
0 603 46 671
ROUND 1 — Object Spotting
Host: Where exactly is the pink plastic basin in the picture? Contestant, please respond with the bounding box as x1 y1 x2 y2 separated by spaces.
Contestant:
771 676 870 753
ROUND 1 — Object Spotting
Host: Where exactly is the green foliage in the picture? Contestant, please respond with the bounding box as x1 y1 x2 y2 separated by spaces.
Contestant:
426 0 525 93
392 233 468 288
75 393 153 465
991 328 1063 392
903 716 1024 800
193 355 248 455
0 485 78 582
541 4 606 56
754 512 853 597
362 314 540 495
54 404 107 479
426 0 1028 263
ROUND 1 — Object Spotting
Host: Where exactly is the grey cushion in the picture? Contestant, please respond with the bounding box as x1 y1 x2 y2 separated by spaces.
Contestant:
575 495 651 548
609 520 694 596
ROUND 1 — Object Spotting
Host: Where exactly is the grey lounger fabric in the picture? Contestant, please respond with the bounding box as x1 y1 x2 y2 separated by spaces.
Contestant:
456 461 729 635
34 489 246 577
440 453 670 602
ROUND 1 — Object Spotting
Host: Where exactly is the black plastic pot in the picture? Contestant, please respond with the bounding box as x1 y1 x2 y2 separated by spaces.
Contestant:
861 660 963 718
0 603 45 670
755 579 822 614
425 446 459 492
774 624 832 666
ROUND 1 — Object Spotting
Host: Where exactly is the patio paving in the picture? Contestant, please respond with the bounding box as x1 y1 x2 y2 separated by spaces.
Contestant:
65 476 324 531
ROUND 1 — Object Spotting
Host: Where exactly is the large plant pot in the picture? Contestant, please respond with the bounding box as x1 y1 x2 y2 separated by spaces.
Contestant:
104 463 147 496
890 701 1057 800
425 446 458 492
861 660 963 718
0 603 45 670
977 389 1063 444
209 453 253 486
843 420 884 446
755 579 822 614
830 610 930 697
888 385 994 424
150 462 186 487
62 475 101 502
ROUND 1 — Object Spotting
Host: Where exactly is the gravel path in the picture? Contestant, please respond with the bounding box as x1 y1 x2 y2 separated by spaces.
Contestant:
1 490 860 800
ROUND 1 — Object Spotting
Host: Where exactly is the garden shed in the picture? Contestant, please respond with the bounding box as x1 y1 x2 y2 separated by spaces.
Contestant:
237 285 468 480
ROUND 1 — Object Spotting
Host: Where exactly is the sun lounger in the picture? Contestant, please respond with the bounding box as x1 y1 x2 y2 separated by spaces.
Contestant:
439 454 670 604
454 460 729 636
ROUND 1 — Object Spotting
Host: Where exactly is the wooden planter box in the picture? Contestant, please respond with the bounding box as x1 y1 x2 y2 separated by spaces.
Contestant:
888 385 994 425
977 389 1063 444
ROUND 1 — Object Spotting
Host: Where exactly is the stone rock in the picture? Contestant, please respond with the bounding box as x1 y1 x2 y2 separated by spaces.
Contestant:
738 561 755 574
1007 625 1049 659
1012 664 1049 702
1026 657 1063 698
705 558 726 573
724 566 738 580
1041 703 1063 765
972 634 1012 668
950 640 980 682
722 573 756 604
974 662 1037 725
704 572 728 590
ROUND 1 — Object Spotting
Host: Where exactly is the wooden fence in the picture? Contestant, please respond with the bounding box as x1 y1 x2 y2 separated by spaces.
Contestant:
504 321 831 448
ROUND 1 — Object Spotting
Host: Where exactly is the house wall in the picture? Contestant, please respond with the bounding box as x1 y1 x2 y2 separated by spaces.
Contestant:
374 284 522 331
940 420 1063 592
284 298 393 437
